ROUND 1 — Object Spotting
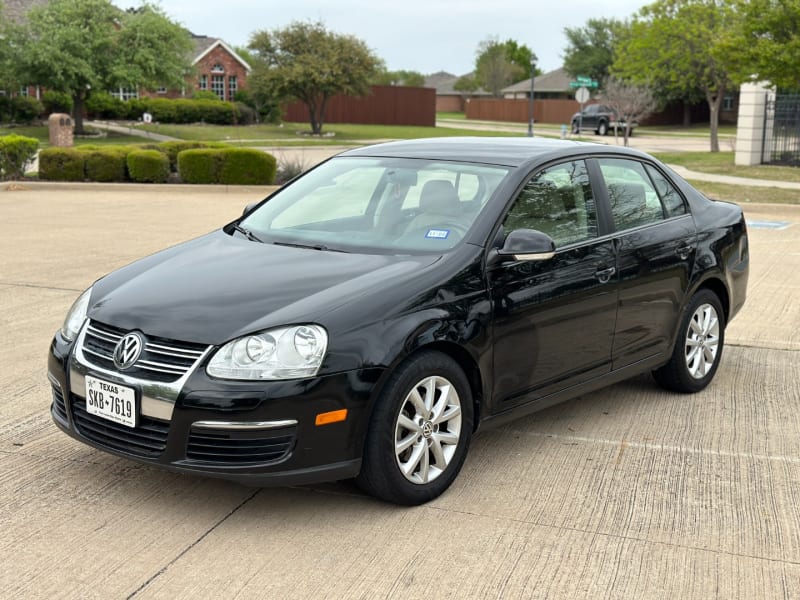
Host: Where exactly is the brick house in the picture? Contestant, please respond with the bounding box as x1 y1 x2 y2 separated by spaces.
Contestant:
115 35 252 101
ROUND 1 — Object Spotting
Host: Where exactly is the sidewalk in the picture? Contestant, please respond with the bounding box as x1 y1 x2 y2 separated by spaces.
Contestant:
666 165 800 190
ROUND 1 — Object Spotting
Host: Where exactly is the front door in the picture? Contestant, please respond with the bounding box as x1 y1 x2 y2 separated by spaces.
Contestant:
489 159 618 408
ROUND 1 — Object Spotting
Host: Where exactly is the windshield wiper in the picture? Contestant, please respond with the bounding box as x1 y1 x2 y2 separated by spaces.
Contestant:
232 223 264 243
272 241 347 253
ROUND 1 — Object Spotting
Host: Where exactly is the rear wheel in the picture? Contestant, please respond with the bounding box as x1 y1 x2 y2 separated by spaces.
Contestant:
356 351 473 505
653 289 725 393
597 121 608 136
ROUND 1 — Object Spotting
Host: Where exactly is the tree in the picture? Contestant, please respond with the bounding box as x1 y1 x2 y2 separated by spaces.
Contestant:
613 0 743 152
372 69 426 87
248 21 381 135
453 74 479 93
600 77 657 146
562 18 628 84
730 0 800 90
474 38 539 97
6 0 191 133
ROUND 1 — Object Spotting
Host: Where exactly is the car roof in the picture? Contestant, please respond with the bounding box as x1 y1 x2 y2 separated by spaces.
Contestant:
338 137 649 168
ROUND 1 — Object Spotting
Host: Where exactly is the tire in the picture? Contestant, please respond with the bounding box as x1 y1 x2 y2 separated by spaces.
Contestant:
571 120 580 134
597 121 608 136
356 351 473 505
653 289 725 393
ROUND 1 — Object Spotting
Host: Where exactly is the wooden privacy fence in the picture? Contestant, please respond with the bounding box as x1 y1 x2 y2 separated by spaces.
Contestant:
283 85 436 127
465 98 582 125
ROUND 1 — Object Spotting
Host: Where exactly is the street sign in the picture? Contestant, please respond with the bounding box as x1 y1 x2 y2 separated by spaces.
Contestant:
570 79 599 89
576 75 592 84
575 87 591 104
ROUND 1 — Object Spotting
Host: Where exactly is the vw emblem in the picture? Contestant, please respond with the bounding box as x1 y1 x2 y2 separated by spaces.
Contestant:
113 333 143 370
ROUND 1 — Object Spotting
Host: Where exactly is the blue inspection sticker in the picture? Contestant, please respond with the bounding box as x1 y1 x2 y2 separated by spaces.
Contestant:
425 229 450 239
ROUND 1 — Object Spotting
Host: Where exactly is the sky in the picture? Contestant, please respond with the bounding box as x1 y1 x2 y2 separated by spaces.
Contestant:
118 0 649 76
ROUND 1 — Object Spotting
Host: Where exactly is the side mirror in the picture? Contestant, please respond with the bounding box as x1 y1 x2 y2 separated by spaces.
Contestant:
497 229 556 261
242 201 259 217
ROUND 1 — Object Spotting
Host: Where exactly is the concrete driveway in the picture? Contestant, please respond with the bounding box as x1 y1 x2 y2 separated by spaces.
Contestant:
1 185 799 599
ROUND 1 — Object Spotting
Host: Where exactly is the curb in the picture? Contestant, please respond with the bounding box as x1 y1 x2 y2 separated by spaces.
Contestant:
1 181 280 195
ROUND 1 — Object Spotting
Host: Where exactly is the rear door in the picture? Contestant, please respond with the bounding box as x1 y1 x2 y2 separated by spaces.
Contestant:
489 159 618 408
592 158 697 368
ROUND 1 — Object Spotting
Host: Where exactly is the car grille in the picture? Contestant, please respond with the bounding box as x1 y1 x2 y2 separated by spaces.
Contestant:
186 426 296 465
51 386 68 423
81 320 208 383
71 397 169 458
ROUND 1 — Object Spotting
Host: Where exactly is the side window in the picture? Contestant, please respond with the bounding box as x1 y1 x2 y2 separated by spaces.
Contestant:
645 165 687 217
502 160 598 248
598 158 666 231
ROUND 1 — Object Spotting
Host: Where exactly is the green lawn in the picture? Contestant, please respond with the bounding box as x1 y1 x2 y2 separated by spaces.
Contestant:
688 179 800 205
436 112 466 120
639 124 737 137
0 125 150 147
138 122 525 144
654 151 800 184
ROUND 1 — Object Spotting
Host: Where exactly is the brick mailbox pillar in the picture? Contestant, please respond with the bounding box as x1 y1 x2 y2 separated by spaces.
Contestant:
48 113 74 147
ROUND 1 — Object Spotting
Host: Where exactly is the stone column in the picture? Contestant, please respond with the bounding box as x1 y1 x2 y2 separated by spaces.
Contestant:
735 82 775 166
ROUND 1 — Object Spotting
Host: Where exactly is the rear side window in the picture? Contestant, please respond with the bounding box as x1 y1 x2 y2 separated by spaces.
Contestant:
645 165 687 217
598 158 667 231
503 160 598 248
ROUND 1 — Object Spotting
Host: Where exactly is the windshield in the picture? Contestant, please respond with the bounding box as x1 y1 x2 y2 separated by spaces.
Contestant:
240 156 511 254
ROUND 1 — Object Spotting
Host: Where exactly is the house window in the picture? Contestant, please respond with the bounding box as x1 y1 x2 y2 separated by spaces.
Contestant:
723 95 735 111
211 63 224 73
228 76 237 100
199 75 208 90
18 87 29 97
157 87 167 95
211 75 225 100
110 87 139 101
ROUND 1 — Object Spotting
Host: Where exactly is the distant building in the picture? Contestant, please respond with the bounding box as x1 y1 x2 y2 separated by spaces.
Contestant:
502 68 573 100
424 71 489 112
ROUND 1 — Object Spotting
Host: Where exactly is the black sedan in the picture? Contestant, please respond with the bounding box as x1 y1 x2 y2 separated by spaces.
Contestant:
48 138 748 505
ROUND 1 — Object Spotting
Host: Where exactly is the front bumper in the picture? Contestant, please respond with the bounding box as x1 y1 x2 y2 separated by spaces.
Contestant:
47 325 385 486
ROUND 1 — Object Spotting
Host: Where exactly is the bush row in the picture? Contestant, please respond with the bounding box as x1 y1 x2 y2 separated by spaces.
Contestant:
85 93 257 125
0 134 39 180
0 96 45 125
38 142 276 185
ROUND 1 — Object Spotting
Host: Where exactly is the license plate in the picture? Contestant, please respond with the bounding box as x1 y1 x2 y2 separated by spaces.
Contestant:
85 375 137 428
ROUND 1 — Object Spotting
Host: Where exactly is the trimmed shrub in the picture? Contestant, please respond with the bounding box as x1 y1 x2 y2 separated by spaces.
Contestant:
158 141 206 171
38 148 84 181
177 149 223 184
84 149 127 182
11 96 44 124
127 150 170 183
0 134 39 180
85 92 128 120
42 91 73 115
234 102 257 126
219 148 276 185
193 90 221 101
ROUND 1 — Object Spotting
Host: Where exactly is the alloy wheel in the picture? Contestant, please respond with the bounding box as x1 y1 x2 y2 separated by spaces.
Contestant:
394 375 462 484
685 303 720 379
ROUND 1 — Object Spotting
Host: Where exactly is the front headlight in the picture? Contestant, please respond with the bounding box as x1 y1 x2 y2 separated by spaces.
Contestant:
206 324 328 380
61 287 92 342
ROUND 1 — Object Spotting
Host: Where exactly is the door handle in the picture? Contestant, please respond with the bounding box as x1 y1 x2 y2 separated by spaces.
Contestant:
676 244 694 260
595 266 616 283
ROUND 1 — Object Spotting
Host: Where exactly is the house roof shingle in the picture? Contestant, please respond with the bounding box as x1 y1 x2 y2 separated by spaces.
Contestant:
502 67 572 94
2 0 49 22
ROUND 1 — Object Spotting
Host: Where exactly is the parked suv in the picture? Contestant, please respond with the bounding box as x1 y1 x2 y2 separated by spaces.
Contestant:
571 104 636 136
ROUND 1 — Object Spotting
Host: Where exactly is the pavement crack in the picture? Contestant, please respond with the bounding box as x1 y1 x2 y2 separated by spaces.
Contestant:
126 489 260 599
0 280 83 292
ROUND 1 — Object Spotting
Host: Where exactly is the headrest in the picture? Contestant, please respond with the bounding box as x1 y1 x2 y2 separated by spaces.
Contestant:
419 180 461 217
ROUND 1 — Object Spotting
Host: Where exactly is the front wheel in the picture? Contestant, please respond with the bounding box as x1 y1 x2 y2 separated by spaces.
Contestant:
356 351 473 505
597 121 608 136
653 289 725 393
571 120 580 134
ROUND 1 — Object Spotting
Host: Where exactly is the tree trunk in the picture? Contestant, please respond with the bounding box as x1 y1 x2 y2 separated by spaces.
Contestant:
72 91 86 135
623 123 630 147
317 96 329 135
706 87 725 152
307 98 319 135
682 101 692 127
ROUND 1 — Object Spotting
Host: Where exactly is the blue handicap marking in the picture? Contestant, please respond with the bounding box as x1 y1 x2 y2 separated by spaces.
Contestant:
746 220 792 230
425 229 450 239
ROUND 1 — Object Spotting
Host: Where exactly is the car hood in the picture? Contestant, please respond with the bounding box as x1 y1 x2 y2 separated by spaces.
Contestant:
88 230 441 345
